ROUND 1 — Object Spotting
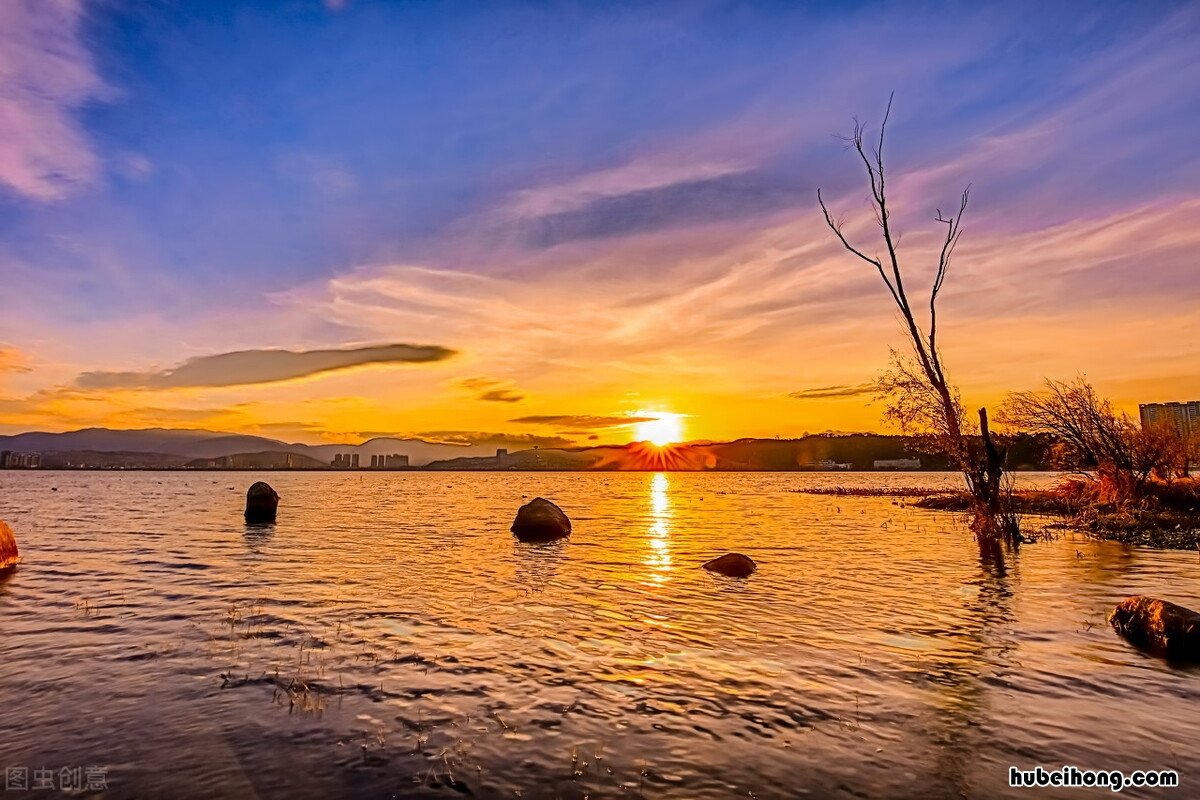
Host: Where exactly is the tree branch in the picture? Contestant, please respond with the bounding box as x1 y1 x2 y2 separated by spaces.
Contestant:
928 185 970 383
817 188 905 310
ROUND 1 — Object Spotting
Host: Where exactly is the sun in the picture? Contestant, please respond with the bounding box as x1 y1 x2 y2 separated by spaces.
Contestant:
634 413 684 446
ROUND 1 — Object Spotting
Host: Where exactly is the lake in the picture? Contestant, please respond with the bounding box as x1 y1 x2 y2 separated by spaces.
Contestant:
0 471 1197 798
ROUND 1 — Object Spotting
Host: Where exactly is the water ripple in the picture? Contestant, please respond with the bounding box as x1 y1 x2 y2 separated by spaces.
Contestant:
0 470 1197 799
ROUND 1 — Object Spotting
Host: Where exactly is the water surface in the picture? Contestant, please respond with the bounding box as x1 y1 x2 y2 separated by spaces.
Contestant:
1 471 1197 798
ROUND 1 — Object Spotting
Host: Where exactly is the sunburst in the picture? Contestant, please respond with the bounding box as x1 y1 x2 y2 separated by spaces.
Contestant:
633 413 684 446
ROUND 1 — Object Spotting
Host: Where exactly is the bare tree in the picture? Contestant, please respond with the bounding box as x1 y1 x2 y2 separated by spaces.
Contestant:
1001 377 1193 500
817 95 1014 543
999 379 1114 468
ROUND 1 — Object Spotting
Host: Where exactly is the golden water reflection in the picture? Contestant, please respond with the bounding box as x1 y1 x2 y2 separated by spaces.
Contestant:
4 471 1198 799
645 472 672 582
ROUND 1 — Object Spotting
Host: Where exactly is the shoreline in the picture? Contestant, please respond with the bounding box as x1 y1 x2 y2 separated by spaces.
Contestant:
795 486 1200 551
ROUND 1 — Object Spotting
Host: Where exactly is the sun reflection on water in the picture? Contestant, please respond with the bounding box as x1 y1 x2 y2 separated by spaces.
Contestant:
645 472 672 582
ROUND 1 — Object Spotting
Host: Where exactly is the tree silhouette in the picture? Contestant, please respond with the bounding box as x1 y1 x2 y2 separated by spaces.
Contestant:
817 95 1016 544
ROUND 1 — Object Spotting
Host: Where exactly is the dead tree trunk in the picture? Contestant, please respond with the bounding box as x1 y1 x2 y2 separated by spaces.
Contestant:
817 95 1017 545
974 407 1017 539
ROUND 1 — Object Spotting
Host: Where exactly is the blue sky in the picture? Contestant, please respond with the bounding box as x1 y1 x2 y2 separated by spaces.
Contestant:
1 0 1198 442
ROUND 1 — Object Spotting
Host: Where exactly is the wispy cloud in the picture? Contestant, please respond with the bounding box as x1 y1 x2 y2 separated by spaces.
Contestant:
789 383 876 400
0 345 32 375
505 159 750 219
414 430 574 449
479 389 524 403
0 0 106 200
510 414 657 429
75 344 455 389
453 376 524 403
455 377 497 391
517 169 804 248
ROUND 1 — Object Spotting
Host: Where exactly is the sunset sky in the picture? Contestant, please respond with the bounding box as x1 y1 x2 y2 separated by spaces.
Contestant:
1 0 1198 447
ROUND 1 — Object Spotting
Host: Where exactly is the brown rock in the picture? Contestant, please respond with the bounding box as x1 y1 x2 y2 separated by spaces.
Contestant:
1109 595 1200 659
702 552 757 578
245 481 280 523
511 497 571 541
0 520 18 571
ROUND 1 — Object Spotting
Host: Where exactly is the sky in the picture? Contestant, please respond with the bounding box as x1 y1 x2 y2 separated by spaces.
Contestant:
1 0 1198 447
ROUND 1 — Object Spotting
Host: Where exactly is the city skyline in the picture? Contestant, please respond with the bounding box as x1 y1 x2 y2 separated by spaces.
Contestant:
2 1 1199 447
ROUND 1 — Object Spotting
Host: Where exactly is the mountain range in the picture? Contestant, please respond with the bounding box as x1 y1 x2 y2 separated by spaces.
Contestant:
0 427 504 467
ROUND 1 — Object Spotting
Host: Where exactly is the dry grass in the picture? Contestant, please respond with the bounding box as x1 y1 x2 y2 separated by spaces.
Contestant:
792 486 949 498
914 489 1079 515
1050 476 1200 512
909 478 1200 549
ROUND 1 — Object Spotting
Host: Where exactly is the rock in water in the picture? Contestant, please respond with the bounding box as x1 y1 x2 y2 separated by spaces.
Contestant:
0 520 18 570
511 497 571 541
1109 595 1200 659
245 482 280 523
702 552 757 578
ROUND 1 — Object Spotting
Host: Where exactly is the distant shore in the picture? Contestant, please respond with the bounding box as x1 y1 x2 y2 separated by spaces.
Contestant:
0 430 1062 472
0 466 1051 474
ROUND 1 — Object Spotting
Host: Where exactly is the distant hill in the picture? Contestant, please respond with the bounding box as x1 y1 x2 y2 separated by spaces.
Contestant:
0 427 515 466
177 435 298 460
427 448 601 470
705 435 944 470
429 433 1055 471
0 427 1056 471
184 451 329 469
0 428 241 456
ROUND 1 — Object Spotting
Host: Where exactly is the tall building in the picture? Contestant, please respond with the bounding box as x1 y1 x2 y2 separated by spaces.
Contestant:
0 451 40 469
351 453 360 468
370 454 379 468
1140 401 1200 436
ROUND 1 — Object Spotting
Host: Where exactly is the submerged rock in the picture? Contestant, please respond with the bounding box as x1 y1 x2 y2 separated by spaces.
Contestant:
511 497 571 541
1109 595 1200 659
0 520 18 570
702 552 757 578
244 482 280 523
